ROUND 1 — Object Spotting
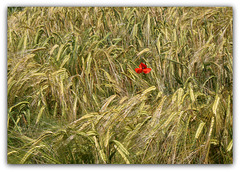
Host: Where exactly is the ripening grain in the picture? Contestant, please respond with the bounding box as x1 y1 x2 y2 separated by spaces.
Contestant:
7 7 233 164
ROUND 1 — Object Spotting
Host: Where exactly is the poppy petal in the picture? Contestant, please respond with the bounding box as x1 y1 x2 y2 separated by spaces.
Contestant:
143 68 151 74
139 63 147 69
135 68 143 74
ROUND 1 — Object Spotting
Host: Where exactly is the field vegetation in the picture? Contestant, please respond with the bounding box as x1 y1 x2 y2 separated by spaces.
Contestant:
7 7 233 164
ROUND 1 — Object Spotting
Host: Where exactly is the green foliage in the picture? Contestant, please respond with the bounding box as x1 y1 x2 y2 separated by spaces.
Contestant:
7 7 24 16
7 7 232 164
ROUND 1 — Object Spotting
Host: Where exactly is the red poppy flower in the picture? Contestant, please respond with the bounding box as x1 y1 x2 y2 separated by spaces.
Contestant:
135 63 151 74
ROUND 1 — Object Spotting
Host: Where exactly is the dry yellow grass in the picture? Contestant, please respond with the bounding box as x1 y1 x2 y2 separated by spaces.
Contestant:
7 7 232 164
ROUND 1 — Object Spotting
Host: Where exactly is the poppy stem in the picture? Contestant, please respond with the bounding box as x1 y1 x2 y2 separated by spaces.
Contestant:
142 72 147 81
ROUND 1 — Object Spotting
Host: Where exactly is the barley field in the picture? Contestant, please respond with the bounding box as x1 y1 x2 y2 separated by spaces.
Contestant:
7 7 233 164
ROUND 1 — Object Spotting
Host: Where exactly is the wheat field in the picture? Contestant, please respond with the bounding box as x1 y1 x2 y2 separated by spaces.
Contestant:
7 7 233 164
